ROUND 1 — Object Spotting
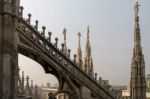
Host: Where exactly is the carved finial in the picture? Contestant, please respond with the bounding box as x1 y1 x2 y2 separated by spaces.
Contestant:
19 6 24 17
26 75 30 87
63 28 67 42
73 54 77 63
99 77 102 85
87 25 90 36
22 71 24 79
134 2 140 17
35 84 38 95
41 26 46 37
21 71 25 95
31 80 33 87
47 32 52 43
77 32 83 68
22 71 24 81
28 13 32 24
55 38 58 48
22 71 25 89
78 32 81 47
86 25 90 50
34 20 39 30
68 49 71 58
61 43 64 52
30 80 34 95
95 73 97 81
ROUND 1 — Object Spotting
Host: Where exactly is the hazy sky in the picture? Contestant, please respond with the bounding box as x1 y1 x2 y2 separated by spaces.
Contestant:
19 0 150 86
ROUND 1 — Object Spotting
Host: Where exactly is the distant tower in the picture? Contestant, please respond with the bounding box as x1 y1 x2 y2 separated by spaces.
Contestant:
130 2 146 99
83 26 94 78
76 32 83 68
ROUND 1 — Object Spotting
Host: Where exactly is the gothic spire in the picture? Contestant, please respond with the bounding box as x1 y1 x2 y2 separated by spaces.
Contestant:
76 32 83 68
15 66 22 96
133 2 142 56
21 71 25 95
30 80 34 96
25 75 32 96
34 84 40 99
130 2 146 99
85 25 91 57
63 28 67 56
84 25 94 77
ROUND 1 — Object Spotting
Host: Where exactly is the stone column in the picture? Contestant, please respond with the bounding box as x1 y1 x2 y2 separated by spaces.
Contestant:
0 0 18 98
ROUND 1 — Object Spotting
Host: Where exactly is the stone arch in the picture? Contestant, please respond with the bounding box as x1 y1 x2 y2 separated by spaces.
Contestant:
17 44 80 99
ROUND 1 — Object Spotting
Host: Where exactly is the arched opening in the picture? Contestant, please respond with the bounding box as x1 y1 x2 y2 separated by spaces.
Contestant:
18 54 59 99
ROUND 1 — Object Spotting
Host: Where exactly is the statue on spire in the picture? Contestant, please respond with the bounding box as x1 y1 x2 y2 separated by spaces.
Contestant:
63 28 67 55
130 2 146 99
63 28 67 42
134 2 140 17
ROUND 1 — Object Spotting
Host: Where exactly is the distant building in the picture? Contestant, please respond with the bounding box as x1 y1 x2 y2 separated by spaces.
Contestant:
41 87 57 99
121 73 150 99
146 74 150 89
41 86 69 99
121 84 150 99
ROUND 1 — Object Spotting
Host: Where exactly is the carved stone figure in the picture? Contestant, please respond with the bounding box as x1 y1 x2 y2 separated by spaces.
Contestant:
134 2 140 17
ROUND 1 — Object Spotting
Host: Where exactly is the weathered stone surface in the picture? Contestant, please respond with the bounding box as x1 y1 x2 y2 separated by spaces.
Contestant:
130 2 146 99
0 0 19 99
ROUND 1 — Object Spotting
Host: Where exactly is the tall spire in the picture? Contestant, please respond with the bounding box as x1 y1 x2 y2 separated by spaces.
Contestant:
85 25 91 57
130 2 146 99
15 66 22 96
34 84 40 99
84 25 94 77
24 75 32 96
30 80 34 96
63 28 67 56
76 32 83 68
21 71 25 95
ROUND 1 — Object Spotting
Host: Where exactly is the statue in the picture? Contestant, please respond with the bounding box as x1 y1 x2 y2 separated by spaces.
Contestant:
63 28 67 41
134 2 140 17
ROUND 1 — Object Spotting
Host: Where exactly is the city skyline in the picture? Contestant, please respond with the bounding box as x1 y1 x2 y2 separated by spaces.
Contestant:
19 0 150 86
